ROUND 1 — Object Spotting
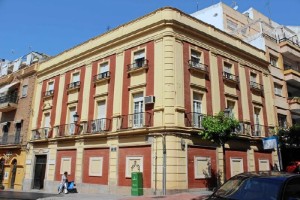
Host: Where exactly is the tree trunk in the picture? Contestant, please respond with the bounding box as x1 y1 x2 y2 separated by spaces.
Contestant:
222 143 226 183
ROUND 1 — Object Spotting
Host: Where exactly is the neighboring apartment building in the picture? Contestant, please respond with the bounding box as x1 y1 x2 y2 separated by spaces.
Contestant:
191 2 300 128
0 52 48 190
25 7 276 195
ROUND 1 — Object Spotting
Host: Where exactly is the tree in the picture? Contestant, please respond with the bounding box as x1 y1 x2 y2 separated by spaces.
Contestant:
199 111 239 183
278 124 300 148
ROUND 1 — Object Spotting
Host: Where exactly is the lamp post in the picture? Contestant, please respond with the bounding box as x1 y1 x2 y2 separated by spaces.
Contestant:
73 112 79 134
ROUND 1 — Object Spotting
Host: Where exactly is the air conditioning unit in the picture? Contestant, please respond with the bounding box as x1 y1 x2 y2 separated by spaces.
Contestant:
235 123 244 134
144 96 155 104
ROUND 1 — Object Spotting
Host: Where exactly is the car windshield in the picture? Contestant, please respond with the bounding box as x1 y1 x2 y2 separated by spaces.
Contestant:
213 176 284 200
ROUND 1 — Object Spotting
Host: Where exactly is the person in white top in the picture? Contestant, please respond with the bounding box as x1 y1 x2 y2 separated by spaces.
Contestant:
58 171 68 194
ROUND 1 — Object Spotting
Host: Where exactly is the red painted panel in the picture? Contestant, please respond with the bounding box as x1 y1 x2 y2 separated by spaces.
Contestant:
188 146 217 188
50 76 60 127
88 62 98 122
76 66 86 123
225 150 248 180
204 50 213 115
107 55 116 130
82 148 109 184
254 151 272 172
60 72 71 125
183 42 191 114
233 62 243 121
118 146 151 188
259 73 269 137
55 150 77 182
37 81 48 128
217 56 226 110
121 49 131 128
245 68 254 125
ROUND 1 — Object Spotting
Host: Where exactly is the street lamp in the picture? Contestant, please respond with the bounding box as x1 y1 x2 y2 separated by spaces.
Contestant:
224 108 231 117
73 112 79 123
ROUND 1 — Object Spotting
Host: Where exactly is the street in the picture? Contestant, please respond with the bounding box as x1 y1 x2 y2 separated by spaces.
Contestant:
0 191 58 200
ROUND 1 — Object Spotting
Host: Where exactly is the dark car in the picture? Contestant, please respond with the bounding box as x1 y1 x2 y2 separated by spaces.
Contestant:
203 171 300 200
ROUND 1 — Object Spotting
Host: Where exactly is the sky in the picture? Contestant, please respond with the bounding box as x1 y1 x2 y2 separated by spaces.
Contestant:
1 0 299 61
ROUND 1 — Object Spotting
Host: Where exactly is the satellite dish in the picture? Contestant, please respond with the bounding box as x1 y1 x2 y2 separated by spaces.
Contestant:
233 5 238 10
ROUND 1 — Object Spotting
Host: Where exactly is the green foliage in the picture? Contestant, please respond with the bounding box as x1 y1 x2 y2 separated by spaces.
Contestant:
199 112 240 145
278 124 300 148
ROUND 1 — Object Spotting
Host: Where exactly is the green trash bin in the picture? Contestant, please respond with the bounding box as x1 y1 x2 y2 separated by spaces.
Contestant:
131 172 143 196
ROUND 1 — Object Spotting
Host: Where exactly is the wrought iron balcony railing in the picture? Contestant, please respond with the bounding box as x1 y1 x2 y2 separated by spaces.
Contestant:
86 118 111 133
127 59 148 71
0 132 21 145
250 81 264 92
54 123 81 137
117 112 152 130
223 71 239 83
252 124 264 137
44 90 54 97
279 37 300 48
32 128 52 140
93 71 110 82
0 92 18 104
67 81 81 90
188 60 209 73
185 112 205 128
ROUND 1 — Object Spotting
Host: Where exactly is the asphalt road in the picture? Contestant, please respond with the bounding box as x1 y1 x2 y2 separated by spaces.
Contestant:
0 191 58 200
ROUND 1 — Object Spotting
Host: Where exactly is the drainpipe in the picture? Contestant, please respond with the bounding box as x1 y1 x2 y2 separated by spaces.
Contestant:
162 134 166 196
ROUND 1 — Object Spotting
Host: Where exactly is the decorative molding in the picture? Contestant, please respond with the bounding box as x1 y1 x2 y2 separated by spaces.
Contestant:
252 100 263 106
175 107 186 113
225 93 239 100
67 100 78 105
153 107 164 112
94 92 108 99
190 83 207 92
128 83 146 91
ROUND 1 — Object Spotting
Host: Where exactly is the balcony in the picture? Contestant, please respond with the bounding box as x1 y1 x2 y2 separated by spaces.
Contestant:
117 112 152 130
235 122 252 136
127 59 148 74
188 60 209 75
185 112 205 128
86 118 111 134
0 132 21 145
32 128 52 140
250 81 264 94
43 90 54 98
288 97 300 114
223 72 239 85
279 37 300 60
252 124 266 137
93 71 110 84
0 92 18 112
67 81 80 92
284 65 300 88
54 123 81 137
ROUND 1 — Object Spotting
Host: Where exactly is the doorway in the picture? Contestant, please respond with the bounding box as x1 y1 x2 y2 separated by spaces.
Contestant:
33 155 47 189
10 160 17 189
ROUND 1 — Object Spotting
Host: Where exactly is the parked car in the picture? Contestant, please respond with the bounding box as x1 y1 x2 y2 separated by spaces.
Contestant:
201 171 300 200
286 161 300 173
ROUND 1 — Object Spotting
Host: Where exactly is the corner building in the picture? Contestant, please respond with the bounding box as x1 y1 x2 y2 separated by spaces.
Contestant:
25 7 277 194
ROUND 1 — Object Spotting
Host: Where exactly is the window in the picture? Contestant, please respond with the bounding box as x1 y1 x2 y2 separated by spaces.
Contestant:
193 93 202 128
48 82 54 91
99 62 109 78
60 157 71 174
68 107 76 135
270 55 278 67
258 159 270 171
72 73 80 83
133 93 144 128
21 85 28 97
274 83 282 96
227 19 238 31
194 156 211 179
93 101 106 131
44 113 50 137
230 158 244 177
250 73 257 83
254 107 261 136
224 62 232 73
226 100 235 117
191 50 201 64
278 114 287 128
125 156 143 178
133 50 145 68
89 157 103 176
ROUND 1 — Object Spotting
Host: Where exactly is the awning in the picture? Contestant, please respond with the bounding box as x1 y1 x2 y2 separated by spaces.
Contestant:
0 81 20 94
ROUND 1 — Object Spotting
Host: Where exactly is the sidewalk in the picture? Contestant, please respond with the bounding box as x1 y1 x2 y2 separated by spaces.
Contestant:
37 190 212 200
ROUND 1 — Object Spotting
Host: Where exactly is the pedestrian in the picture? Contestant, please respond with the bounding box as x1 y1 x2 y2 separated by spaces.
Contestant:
58 171 68 194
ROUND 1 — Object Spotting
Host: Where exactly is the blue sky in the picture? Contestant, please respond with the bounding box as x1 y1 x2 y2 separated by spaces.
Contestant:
1 0 299 60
